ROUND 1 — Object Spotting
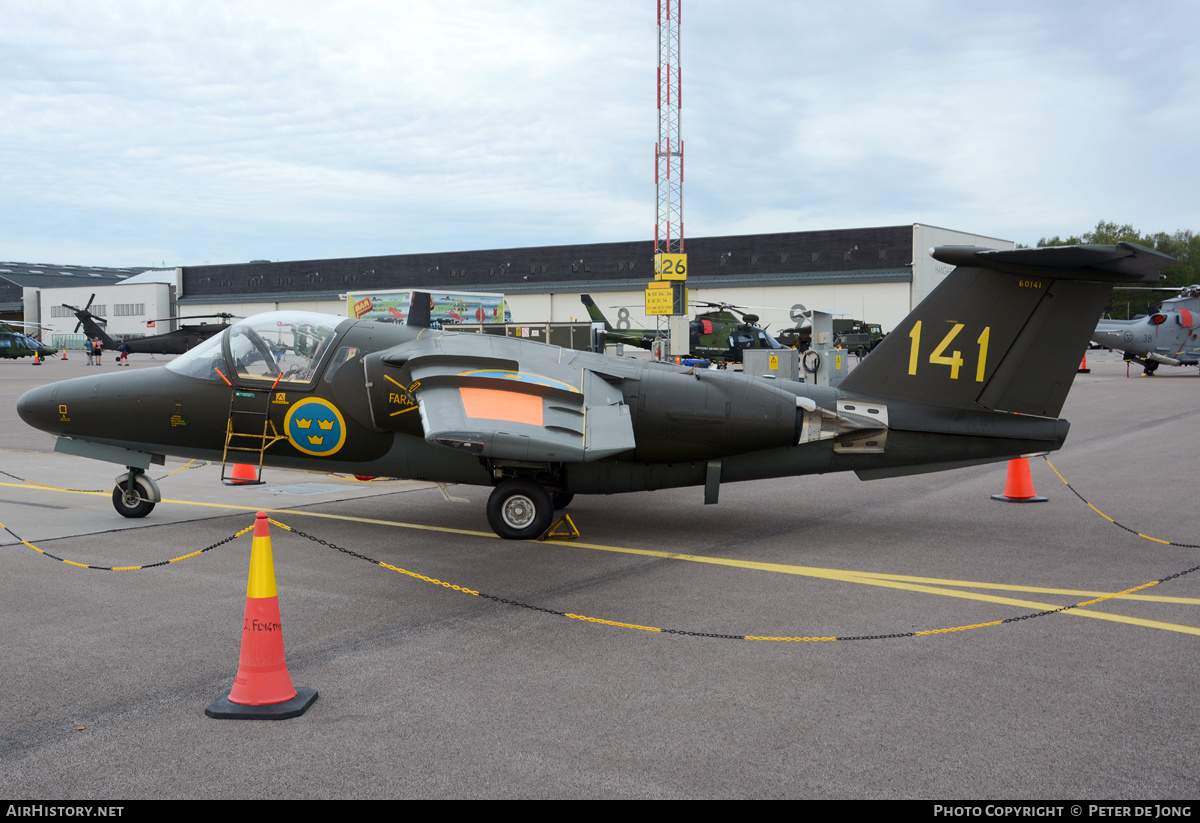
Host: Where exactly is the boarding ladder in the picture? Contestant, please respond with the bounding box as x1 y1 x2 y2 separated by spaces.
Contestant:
220 387 284 485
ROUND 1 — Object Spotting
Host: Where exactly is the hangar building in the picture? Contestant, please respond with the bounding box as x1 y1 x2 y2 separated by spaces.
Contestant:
18 224 1011 337
174 224 1010 333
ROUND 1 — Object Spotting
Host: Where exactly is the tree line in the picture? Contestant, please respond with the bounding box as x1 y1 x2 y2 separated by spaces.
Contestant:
1031 220 1200 319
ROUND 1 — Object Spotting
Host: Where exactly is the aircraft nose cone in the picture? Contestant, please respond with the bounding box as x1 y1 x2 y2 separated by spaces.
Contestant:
16 383 60 434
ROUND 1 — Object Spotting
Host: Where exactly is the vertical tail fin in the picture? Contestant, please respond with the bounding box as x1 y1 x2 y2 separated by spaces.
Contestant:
580 294 613 331
407 291 432 328
840 242 1175 417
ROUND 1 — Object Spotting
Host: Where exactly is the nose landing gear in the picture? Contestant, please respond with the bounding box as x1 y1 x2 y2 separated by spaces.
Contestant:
112 469 160 518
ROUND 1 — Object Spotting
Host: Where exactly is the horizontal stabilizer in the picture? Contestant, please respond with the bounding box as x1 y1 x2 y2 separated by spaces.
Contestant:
932 241 1173 284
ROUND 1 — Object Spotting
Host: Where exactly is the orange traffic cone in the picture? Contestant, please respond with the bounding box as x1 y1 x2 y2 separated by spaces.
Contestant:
206 512 316 719
991 458 1047 503
1078 353 1090 373
224 462 262 485
31 351 41 366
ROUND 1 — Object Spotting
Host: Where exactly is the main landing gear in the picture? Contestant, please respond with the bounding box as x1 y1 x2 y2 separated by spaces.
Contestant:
485 479 573 540
111 469 160 518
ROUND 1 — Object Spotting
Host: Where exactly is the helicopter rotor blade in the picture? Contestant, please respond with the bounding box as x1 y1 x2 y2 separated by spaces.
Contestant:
789 304 810 324
145 313 242 324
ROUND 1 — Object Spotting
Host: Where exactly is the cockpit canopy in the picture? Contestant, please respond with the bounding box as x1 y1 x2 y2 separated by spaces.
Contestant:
166 311 348 385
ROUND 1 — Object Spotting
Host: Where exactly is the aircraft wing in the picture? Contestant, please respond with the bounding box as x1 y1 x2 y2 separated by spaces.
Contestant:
375 332 636 462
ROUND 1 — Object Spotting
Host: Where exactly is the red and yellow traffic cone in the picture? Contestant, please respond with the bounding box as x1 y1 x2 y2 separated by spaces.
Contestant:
60 348 68 360
31 351 41 366
991 458 1047 503
206 512 317 719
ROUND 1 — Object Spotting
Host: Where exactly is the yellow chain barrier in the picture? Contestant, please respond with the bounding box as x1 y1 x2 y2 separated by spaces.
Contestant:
8 470 1199 641
3 520 251 571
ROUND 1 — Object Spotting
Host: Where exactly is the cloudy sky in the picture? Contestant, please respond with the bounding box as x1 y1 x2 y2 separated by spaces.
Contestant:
1 1 1196 267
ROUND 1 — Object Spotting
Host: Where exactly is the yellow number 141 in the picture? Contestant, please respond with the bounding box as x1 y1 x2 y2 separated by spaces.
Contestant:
908 321 991 382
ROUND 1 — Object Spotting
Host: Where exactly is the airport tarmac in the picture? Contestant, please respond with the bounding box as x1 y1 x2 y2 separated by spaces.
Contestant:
2 350 1199 799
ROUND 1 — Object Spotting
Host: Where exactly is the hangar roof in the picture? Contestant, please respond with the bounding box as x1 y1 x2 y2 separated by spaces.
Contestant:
178 226 917 305
0 262 150 313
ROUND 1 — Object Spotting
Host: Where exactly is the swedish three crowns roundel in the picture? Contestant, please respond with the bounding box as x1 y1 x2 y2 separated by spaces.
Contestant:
284 397 347 457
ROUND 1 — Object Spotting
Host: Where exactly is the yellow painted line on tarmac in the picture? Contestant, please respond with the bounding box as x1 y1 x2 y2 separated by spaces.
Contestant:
531 540 1200 635
845 569 1200 606
5 479 1199 634
0 480 496 537
158 498 496 538
0 482 107 497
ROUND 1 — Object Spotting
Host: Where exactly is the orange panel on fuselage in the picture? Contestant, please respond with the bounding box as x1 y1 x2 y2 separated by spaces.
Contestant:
459 388 544 426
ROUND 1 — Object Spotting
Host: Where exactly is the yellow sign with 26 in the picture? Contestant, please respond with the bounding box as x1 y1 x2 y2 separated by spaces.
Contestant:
654 253 687 281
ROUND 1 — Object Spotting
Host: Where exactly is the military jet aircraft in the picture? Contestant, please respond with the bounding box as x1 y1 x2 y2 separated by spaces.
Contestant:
65 294 237 355
581 295 788 363
17 242 1173 539
1092 284 1200 374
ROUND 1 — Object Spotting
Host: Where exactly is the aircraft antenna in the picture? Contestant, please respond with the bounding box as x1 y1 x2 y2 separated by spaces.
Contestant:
655 0 683 257
654 0 687 356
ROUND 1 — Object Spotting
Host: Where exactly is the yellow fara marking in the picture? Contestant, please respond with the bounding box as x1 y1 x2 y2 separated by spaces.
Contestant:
384 374 419 416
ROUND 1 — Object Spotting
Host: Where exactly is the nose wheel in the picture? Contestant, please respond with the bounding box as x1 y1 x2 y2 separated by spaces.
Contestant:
486 478 553 540
111 469 159 518
112 484 155 518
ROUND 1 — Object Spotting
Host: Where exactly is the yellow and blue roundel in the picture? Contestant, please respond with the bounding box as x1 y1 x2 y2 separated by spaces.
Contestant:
284 398 347 457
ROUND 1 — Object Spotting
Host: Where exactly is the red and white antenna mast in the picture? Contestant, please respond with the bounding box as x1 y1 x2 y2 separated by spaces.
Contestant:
655 0 682 256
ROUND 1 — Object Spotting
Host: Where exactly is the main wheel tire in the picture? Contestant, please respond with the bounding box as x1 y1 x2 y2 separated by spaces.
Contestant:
486 479 553 540
551 492 574 510
112 483 155 518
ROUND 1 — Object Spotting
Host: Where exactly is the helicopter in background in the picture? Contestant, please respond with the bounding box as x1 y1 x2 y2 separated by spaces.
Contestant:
1092 284 1200 374
580 295 789 363
0 321 57 360
64 294 239 355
